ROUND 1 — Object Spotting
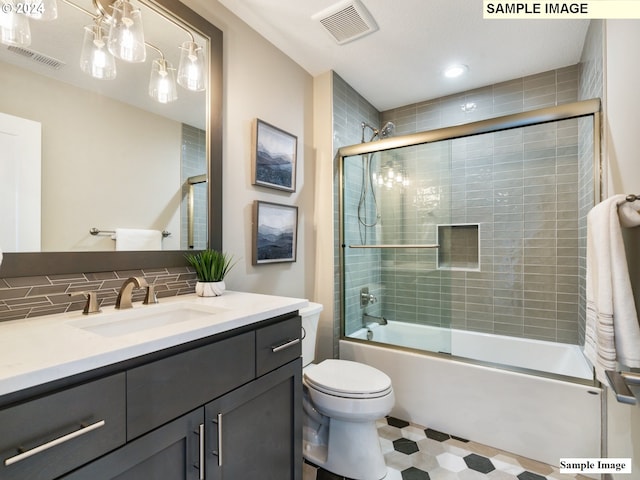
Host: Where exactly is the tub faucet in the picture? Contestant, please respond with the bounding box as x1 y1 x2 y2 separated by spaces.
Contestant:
363 312 388 326
116 277 155 309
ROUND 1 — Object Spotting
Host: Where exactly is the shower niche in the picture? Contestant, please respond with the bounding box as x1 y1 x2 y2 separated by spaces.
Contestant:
437 224 479 271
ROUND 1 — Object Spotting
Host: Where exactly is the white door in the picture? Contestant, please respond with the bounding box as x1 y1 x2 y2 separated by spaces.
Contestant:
0 112 41 252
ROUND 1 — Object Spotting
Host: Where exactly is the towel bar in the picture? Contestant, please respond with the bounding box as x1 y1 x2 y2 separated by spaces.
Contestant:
90 228 171 238
605 370 640 405
348 244 440 249
625 194 640 202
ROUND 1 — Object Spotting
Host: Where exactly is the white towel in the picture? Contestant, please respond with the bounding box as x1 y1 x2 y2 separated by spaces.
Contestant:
584 194 640 384
114 228 163 251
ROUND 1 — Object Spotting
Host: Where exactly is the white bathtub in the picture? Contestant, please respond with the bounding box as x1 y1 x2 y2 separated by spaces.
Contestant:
341 322 601 470
350 321 594 379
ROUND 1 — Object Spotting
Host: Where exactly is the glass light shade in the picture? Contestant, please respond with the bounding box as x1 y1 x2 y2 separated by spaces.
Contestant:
26 0 58 21
177 40 206 92
149 58 177 103
107 0 145 63
80 24 116 80
0 10 31 47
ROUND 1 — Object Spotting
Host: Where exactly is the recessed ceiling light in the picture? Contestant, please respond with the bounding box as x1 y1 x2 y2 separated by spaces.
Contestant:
443 64 468 79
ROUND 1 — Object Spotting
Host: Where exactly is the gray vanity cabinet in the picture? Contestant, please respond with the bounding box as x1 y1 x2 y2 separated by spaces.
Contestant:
39 312 302 480
0 373 126 480
205 358 302 479
61 408 204 480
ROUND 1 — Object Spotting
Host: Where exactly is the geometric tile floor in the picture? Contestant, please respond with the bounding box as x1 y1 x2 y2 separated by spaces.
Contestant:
303 416 590 480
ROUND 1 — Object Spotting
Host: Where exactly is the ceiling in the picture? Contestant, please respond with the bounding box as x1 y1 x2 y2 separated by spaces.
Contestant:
216 0 590 111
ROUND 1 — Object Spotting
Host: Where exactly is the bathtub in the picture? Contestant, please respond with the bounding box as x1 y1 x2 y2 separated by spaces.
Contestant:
341 321 601 469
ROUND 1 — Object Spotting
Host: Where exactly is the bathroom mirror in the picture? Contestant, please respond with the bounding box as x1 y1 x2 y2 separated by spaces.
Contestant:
0 0 222 276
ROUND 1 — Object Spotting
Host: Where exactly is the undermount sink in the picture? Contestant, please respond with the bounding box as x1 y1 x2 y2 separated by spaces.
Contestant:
69 303 227 337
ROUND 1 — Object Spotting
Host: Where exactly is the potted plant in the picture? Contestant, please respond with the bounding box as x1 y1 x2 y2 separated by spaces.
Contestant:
185 249 236 297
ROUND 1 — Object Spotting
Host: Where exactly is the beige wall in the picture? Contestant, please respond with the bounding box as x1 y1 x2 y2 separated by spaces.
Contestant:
602 20 640 475
185 0 315 300
312 71 335 362
0 61 182 252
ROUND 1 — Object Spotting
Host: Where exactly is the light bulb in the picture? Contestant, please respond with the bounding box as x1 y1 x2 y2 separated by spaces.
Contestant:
177 40 206 92
80 23 116 80
108 0 145 63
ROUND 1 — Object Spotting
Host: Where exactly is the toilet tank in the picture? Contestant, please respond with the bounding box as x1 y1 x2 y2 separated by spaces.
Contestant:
299 302 323 367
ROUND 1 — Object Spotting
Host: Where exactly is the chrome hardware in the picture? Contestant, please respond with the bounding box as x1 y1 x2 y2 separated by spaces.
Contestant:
360 287 377 307
215 413 223 467
606 370 640 405
115 277 149 309
68 291 101 315
198 423 205 480
271 338 300 353
4 419 106 466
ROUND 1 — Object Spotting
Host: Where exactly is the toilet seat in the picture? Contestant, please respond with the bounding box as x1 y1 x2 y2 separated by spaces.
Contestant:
303 359 392 399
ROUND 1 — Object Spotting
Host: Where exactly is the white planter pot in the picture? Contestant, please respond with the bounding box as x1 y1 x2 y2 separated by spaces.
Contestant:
195 280 226 297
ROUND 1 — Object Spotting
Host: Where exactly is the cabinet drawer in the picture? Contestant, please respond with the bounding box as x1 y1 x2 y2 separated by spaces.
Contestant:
0 373 126 480
256 315 301 377
127 331 255 440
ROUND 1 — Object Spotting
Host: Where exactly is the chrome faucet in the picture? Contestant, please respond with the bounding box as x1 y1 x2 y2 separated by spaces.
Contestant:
116 277 157 309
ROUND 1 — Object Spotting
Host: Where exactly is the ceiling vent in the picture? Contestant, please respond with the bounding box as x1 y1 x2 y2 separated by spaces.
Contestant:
312 0 378 45
6 46 65 70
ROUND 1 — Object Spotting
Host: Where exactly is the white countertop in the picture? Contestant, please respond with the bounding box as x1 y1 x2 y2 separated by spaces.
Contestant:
0 291 308 397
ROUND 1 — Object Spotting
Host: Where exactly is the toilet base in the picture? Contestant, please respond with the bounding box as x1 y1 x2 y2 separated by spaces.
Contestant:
303 417 387 480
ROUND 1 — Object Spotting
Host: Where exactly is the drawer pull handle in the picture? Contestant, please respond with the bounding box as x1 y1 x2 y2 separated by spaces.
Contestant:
198 423 205 480
216 413 223 467
271 338 300 353
4 419 106 467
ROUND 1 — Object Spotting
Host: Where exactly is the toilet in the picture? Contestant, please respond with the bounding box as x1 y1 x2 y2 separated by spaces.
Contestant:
300 302 394 480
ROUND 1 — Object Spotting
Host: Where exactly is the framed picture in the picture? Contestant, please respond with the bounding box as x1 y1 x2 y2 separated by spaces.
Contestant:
253 201 298 264
253 119 297 192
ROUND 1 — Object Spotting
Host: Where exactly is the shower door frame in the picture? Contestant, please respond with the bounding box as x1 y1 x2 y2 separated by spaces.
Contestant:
337 98 602 340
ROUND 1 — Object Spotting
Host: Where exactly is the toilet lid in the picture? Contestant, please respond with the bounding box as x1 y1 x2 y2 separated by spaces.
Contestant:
303 359 392 398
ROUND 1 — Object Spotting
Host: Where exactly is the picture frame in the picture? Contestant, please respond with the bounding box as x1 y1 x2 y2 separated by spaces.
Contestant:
253 201 298 264
253 119 297 192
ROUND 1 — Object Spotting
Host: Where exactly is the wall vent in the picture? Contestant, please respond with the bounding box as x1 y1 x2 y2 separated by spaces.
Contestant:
7 46 65 70
312 0 378 45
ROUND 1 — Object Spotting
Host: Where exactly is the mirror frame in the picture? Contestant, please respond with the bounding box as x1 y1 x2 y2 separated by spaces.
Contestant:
0 0 222 278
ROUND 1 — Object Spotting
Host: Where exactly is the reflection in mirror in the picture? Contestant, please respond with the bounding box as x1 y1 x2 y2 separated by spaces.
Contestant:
0 0 209 253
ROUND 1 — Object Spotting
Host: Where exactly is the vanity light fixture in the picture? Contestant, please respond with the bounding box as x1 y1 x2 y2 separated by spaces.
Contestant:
148 44 177 103
80 19 117 79
0 0 58 48
106 0 145 63
177 39 206 92
443 63 468 79
0 7 32 47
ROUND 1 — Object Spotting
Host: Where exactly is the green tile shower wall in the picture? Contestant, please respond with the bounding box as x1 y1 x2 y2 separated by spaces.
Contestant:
336 47 603 345
371 118 581 343
333 74 383 350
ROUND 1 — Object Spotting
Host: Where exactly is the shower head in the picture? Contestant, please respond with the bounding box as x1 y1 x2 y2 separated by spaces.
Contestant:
360 121 396 143
379 121 395 139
